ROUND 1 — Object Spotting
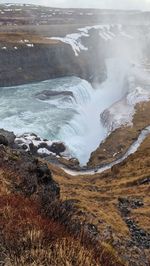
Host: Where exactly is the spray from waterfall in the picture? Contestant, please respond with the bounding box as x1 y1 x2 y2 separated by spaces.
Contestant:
59 58 131 165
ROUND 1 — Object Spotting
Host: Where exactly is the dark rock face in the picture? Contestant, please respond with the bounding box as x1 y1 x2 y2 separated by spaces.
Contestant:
29 143 38 155
0 37 106 87
0 145 60 200
35 90 74 100
0 129 60 201
118 197 150 249
0 129 16 147
34 161 60 200
49 142 66 155
0 135 8 146
125 218 150 249
15 133 68 158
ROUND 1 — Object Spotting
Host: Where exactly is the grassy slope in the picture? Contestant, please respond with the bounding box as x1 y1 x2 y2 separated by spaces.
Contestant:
88 101 150 167
0 146 123 266
52 135 150 264
0 5 149 264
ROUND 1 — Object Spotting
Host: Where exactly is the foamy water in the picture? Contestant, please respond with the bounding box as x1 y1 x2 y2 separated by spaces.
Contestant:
0 57 150 165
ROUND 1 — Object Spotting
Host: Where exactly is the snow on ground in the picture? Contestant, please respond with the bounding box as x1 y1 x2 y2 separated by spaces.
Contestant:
15 133 52 152
127 87 150 105
48 24 133 56
49 32 88 56
15 133 71 159
26 44 34 47
100 60 150 132
101 86 150 132
37 148 52 156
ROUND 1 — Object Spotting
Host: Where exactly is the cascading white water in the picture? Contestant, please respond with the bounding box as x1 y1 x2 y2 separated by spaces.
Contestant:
0 77 92 137
61 126 150 176
0 58 149 165
59 57 131 165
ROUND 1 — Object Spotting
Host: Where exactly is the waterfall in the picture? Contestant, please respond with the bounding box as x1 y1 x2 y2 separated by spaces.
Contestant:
58 57 131 165
0 58 149 166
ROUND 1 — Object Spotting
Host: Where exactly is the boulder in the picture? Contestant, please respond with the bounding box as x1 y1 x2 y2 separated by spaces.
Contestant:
0 135 8 146
35 90 74 100
29 143 38 155
49 142 66 155
0 129 15 146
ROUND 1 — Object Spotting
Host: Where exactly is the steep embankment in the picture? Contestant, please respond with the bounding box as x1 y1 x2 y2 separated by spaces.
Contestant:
1 16 149 87
0 128 150 265
0 6 150 265
0 30 106 87
0 138 124 266
0 123 150 265
52 134 150 266
88 100 150 167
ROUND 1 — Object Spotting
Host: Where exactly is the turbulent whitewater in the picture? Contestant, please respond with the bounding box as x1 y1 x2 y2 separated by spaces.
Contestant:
0 58 129 164
0 56 150 165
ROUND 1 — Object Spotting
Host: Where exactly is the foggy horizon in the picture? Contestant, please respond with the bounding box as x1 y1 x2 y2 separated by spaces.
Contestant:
0 0 150 11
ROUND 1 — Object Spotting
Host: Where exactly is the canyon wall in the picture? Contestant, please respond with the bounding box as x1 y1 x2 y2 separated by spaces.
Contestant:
0 33 106 87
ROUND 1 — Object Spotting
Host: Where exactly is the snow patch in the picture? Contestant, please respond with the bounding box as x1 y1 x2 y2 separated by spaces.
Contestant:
26 44 34 47
101 87 150 132
49 24 133 56
37 148 51 155
49 32 88 56
127 87 150 105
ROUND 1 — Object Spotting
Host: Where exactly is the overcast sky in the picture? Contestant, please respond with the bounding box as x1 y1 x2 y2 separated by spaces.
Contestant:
0 0 150 10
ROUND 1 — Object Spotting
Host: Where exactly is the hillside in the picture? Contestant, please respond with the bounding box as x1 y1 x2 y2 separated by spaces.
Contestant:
0 128 149 265
1 139 124 266
88 101 150 167
52 134 150 265
0 4 150 266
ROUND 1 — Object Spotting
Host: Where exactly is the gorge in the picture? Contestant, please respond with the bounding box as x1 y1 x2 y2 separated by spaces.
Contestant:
0 19 150 166
0 3 150 266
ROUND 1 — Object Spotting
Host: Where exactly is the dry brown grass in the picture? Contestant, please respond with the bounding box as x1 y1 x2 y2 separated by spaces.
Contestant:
51 135 150 263
0 32 59 45
88 101 150 167
0 193 100 266
0 147 124 266
1 132 149 265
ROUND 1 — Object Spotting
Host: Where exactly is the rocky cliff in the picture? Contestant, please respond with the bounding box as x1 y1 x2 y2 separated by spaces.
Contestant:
0 5 149 88
0 5 150 265
0 31 106 87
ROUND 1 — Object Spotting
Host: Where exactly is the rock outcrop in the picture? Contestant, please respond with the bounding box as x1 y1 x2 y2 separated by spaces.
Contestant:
0 37 106 87
35 90 74 100
0 144 60 199
0 129 15 147
15 133 70 158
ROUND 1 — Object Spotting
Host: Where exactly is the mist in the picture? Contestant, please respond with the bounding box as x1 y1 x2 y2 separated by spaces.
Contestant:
0 0 150 165
0 0 150 10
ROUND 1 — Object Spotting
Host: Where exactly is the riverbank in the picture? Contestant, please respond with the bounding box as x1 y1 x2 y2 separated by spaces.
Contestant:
0 124 150 265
